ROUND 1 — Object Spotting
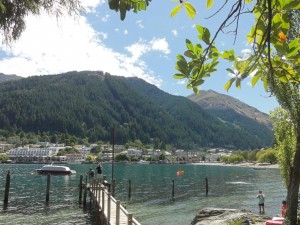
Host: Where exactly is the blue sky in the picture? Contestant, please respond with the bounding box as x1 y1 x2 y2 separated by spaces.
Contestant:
0 0 278 114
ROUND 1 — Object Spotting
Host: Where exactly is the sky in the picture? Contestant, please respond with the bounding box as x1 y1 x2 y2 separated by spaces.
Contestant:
0 0 278 114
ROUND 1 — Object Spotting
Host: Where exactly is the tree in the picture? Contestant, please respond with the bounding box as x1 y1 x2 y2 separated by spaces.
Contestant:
158 153 166 160
0 153 8 161
0 0 82 44
270 107 295 187
85 154 95 161
115 153 129 162
91 146 102 154
256 149 277 164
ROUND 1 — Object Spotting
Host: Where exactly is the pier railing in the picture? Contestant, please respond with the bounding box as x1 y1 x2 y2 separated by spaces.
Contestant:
81 176 141 225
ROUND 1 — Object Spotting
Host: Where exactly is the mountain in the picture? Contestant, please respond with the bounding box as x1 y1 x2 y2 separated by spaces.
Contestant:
187 90 273 146
0 71 273 149
0 73 22 82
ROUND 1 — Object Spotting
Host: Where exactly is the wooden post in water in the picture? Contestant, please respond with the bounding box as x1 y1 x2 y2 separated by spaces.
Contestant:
128 180 131 200
46 174 51 202
79 175 83 204
205 177 208 197
83 185 87 206
4 170 10 204
172 179 175 200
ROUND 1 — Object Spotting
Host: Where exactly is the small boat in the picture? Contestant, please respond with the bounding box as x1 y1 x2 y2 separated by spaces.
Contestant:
253 167 266 170
33 164 76 175
137 160 150 164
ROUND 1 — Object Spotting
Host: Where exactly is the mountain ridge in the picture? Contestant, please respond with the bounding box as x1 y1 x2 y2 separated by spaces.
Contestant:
0 71 273 149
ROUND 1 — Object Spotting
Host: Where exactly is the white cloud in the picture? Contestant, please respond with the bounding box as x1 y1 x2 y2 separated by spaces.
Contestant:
81 0 104 13
99 32 108 39
150 38 170 54
177 80 185 85
101 14 110 22
136 20 144 29
124 29 128 35
172 29 178 36
241 48 251 60
125 38 171 61
0 12 163 87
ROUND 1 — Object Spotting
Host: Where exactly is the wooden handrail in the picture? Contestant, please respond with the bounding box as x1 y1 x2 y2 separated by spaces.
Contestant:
89 180 141 225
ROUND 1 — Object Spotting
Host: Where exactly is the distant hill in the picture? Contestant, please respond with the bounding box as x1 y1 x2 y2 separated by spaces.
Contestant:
0 73 22 82
0 71 273 149
187 90 273 146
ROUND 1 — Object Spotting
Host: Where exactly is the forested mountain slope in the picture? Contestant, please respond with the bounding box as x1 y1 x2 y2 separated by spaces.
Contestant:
187 90 273 147
0 71 273 149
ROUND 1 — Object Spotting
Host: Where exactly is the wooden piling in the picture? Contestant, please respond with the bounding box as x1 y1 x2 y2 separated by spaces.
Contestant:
128 180 131 200
172 179 175 200
205 176 208 197
79 175 83 204
83 185 87 205
4 170 10 204
46 174 51 202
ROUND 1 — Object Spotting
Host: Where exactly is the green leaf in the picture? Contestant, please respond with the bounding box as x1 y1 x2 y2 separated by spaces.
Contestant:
174 73 186 79
184 50 195 59
139 1 146 10
175 55 189 74
170 5 182 17
184 2 196 19
263 76 268 91
226 68 235 74
222 50 235 61
185 39 194 51
194 43 203 56
282 0 300 10
278 75 289 83
251 72 261 87
193 86 199 94
224 78 235 91
120 1 127 20
287 38 300 58
236 78 241 89
206 0 214 9
196 25 210 45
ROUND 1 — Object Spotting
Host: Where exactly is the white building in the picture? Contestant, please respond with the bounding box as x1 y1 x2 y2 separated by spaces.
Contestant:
127 149 142 158
7 146 62 162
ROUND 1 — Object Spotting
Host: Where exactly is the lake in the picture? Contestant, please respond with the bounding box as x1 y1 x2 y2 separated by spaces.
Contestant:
0 163 286 225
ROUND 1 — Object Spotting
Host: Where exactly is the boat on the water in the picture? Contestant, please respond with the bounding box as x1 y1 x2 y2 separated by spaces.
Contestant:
33 164 76 175
137 160 150 164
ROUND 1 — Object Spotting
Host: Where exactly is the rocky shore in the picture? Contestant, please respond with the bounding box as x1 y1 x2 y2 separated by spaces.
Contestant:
191 208 272 225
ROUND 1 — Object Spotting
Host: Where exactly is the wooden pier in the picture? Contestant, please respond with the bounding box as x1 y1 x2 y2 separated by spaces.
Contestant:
80 176 141 225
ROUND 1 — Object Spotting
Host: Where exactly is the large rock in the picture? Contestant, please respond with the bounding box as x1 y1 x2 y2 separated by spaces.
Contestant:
191 208 272 225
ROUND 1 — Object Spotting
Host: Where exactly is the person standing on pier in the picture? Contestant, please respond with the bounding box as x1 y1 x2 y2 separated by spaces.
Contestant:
87 168 94 183
96 162 103 182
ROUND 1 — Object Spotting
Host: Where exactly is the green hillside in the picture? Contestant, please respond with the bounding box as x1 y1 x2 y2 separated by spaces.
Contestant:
0 71 273 149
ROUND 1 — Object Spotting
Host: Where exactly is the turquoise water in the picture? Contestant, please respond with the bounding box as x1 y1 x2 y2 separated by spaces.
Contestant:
0 163 285 225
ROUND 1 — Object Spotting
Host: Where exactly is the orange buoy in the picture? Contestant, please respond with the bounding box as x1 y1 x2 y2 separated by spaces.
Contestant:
176 170 184 175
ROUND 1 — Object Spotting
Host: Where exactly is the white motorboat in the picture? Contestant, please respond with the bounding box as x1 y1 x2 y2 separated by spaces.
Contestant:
34 164 76 175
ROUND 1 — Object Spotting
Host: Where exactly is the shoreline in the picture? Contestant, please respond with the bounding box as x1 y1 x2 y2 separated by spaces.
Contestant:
191 162 279 169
